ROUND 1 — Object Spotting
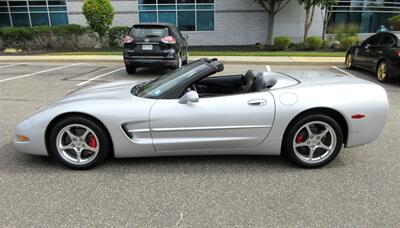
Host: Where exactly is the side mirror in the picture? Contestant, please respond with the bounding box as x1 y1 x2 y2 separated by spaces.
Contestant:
179 91 199 104
183 34 189 40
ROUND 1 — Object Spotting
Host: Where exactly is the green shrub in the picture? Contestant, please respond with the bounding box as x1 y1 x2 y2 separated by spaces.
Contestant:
306 36 323 50
108 26 130 47
288 42 304 50
274 36 292 50
340 36 359 50
51 24 86 36
389 15 400 31
83 0 114 38
322 39 330 49
328 23 360 41
0 25 92 50
0 27 33 43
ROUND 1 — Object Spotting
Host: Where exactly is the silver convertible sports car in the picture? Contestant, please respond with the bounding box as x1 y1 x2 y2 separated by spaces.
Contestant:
15 58 389 169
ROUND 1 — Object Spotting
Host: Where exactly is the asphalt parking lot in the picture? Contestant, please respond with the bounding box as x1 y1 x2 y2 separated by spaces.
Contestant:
0 61 399 227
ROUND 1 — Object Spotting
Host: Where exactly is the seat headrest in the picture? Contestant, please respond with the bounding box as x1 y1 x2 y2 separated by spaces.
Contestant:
244 69 256 79
254 76 267 91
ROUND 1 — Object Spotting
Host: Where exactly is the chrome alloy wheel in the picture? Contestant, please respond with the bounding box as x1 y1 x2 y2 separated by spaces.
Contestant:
56 124 100 165
377 62 387 81
345 54 352 68
292 121 337 164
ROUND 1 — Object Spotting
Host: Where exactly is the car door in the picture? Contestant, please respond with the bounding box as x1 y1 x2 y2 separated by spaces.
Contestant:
149 91 275 152
373 35 396 67
355 34 383 69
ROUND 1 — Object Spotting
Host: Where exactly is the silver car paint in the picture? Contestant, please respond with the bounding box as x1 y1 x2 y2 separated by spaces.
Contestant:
14 71 389 158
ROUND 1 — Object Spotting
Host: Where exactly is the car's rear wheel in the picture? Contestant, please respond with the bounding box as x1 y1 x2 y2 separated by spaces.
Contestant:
48 116 110 169
183 51 189 66
171 55 182 69
377 61 390 83
283 114 343 168
345 53 354 69
125 64 136 74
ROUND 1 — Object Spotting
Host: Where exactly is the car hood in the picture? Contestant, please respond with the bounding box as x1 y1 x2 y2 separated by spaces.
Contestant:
60 80 141 102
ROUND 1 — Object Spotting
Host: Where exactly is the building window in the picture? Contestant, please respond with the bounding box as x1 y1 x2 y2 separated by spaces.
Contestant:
0 0 69 27
138 0 215 31
329 0 400 33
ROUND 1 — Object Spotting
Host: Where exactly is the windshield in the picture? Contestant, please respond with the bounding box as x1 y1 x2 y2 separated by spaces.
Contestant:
130 27 168 38
135 61 208 98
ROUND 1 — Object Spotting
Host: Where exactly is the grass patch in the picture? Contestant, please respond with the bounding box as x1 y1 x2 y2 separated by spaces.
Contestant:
46 50 346 57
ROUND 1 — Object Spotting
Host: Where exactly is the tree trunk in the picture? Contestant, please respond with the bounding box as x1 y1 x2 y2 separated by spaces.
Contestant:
303 8 310 47
303 5 316 48
267 13 275 46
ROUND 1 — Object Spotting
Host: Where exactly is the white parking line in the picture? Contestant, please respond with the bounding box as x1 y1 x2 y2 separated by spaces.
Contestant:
331 66 355 77
266 65 271 72
0 63 83 83
0 63 27 69
77 67 125 86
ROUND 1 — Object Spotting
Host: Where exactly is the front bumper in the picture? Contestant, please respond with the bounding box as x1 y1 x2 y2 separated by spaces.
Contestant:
14 119 48 156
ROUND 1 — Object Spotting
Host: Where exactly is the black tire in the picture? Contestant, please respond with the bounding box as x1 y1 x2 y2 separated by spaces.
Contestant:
376 60 390 83
125 65 136 74
282 114 343 168
182 51 189 66
345 53 355 69
171 55 182 70
48 115 111 170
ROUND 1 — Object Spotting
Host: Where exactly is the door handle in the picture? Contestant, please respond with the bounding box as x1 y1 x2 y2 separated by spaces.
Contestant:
248 99 266 106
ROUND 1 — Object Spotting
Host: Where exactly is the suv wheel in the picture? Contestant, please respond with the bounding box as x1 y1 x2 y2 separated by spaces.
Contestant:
125 64 136 74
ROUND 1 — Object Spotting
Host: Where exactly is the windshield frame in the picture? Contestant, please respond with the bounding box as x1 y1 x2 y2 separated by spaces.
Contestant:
132 59 220 99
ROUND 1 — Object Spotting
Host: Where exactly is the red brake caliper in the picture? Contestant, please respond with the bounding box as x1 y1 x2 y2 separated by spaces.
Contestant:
295 134 304 144
87 136 97 148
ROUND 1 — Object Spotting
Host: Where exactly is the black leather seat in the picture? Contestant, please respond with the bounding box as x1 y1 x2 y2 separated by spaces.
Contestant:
237 70 256 93
253 75 267 92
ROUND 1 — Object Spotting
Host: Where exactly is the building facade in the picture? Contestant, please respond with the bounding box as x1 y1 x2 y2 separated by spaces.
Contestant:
329 0 400 33
0 0 399 46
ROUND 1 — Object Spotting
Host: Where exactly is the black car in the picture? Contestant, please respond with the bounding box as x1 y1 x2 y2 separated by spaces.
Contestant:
346 32 400 83
123 23 189 74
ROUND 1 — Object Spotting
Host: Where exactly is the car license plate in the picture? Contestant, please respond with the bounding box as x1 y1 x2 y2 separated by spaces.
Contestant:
142 45 153 50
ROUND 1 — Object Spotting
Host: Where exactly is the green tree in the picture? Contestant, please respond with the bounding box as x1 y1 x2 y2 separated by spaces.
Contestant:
82 0 114 39
297 0 323 47
389 15 400 31
320 0 337 40
254 0 291 46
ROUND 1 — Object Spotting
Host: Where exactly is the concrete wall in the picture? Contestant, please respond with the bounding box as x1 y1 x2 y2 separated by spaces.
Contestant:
274 1 324 43
66 0 323 46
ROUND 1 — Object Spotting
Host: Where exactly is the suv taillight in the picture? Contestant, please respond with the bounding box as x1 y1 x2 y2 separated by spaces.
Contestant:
124 35 134 44
395 50 400 57
161 36 176 44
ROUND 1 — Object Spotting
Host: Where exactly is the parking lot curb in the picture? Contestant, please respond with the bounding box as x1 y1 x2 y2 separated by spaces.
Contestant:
0 55 345 65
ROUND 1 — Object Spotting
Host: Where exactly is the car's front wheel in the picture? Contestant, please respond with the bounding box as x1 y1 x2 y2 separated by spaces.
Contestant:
283 114 343 168
377 60 390 83
48 116 111 169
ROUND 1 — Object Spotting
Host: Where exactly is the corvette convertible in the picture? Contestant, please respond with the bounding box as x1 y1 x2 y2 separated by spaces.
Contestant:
15 58 389 169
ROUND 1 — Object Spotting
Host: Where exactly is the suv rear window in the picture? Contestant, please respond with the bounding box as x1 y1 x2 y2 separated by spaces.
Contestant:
130 27 169 38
